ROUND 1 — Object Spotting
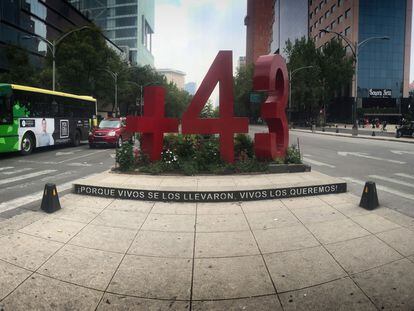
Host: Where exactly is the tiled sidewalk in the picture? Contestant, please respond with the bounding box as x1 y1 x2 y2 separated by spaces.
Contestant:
0 190 413 310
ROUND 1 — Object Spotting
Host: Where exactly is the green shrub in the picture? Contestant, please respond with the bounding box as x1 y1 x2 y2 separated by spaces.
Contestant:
140 161 166 174
180 160 199 176
193 137 221 170
234 158 268 173
234 134 254 160
285 145 302 164
161 149 179 169
116 142 134 171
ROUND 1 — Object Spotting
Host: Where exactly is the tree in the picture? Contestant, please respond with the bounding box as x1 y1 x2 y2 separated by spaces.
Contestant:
284 37 354 123
0 46 39 86
284 37 323 121
319 39 354 110
234 64 260 122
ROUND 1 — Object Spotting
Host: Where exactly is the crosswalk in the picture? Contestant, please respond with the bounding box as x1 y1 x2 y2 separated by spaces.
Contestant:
0 169 57 186
342 173 414 202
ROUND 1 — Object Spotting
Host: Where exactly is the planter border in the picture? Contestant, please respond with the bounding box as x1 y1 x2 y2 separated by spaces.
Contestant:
73 182 346 203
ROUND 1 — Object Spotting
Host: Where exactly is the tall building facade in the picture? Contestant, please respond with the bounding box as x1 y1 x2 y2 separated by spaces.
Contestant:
271 0 309 58
157 68 186 90
245 0 275 65
0 0 95 71
309 0 412 107
71 0 154 66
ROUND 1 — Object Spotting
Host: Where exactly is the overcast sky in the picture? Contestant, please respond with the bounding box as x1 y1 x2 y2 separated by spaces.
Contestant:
152 0 246 89
153 0 414 91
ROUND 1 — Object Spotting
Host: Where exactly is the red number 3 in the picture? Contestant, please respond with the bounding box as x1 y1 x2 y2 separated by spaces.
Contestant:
253 54 289 160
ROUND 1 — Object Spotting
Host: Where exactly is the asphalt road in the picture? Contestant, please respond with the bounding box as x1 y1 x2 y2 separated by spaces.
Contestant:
251 125 414 217
0 144 115 215
1 130 413 218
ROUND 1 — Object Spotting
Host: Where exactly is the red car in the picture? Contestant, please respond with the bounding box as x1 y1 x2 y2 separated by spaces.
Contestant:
89 118 134 148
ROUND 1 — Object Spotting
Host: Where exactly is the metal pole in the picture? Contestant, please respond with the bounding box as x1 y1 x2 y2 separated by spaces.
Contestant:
114 74 118 117
52 43 56 91
353 48 358 129
140 85 143 116
289 71 292 124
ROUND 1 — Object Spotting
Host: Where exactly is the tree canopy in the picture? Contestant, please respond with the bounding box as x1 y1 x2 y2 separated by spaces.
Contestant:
285 36 354 122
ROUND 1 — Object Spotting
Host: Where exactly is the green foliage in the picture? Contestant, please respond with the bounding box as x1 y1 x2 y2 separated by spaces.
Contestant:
234 134 254 160
233 64 260 122
284 37 354 122
0 46 39 86
116 142 134 171
285 145 302 164
116 136 303 174
161 149 179 169
1 27 192 118
200 100 217 118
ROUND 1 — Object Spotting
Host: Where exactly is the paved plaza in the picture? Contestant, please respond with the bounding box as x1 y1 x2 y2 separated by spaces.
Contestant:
0 172 414 310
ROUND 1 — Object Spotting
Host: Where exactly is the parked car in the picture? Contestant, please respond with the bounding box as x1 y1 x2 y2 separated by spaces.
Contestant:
395 121 414 138
89 118 134 148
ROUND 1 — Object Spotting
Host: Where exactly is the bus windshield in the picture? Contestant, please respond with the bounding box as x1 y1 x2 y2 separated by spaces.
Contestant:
99 119 121 129
0 97 12 125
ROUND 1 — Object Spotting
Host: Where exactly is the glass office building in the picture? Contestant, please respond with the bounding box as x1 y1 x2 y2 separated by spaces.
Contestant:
358 0 406 100
0 0 93 71
309 0 412 119
70 0 154 66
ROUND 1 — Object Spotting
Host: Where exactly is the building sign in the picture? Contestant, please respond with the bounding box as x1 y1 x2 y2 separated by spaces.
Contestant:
74 182 347 203
368 89 392 98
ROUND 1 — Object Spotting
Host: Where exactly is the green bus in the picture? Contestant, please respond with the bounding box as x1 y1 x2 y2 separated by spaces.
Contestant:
0 84 96 155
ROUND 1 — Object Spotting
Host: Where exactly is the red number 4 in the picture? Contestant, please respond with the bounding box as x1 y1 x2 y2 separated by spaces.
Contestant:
182 51 249 163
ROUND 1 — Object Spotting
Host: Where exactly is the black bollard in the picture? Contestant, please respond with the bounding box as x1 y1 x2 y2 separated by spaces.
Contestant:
40 183 61 213
372 131 376 136
359 181 379 210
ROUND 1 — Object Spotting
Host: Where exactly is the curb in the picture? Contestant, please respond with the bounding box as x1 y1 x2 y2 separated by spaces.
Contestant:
291 129 414 144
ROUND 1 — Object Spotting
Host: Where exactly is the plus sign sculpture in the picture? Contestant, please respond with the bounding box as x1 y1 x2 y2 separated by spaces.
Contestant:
126 86 179 161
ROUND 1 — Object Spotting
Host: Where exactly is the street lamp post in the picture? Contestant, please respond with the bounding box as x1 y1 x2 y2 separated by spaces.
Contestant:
319 29 389 132
23 26 90 91
289 65 315 124
101 66 141 117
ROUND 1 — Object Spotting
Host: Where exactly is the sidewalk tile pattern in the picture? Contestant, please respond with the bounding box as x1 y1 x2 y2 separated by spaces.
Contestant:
0 172 413 310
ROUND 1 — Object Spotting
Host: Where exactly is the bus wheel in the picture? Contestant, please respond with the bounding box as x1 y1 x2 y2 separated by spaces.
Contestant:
72 131 81 147
20 133 34 155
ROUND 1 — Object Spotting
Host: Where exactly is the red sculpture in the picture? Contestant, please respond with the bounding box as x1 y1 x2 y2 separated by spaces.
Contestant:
126 86 179 161
182 51 249 163
253 54 289 160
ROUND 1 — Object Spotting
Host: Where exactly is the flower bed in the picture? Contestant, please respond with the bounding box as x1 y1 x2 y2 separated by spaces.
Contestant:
115 134 304 175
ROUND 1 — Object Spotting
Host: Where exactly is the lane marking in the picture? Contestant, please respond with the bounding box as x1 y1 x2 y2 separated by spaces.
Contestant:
2 168 33 175
338 151 406 164
56 151 74 156
395 173 414 180
67 163 92 167
0 182 73 214
390 150 414 155
0 167 14 172
57 149 110 163
368 175 414 189
342 177 414 201
18 160 58 165
0 173 100 214
0 170 57 186
302 157 336 168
